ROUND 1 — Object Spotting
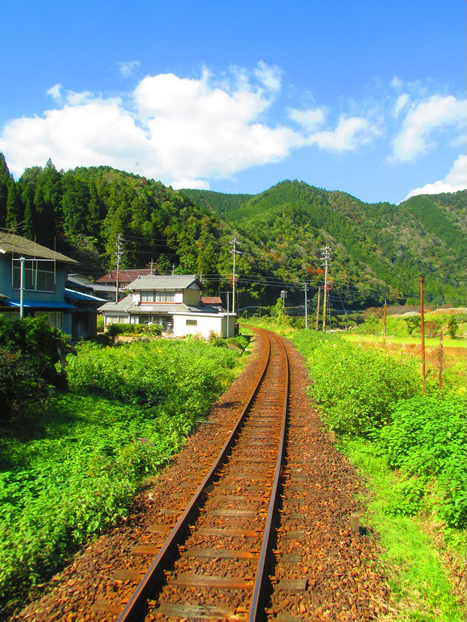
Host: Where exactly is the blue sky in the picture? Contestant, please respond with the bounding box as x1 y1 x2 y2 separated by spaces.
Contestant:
0 0 465 204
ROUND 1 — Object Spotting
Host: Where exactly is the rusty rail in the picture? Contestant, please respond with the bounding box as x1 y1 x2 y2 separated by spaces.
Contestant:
117 328 275 622
248 331 289 620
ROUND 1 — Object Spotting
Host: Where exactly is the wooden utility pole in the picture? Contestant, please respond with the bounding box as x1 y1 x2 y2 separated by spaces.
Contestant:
304 282 308 329
315 286 321 331
420 275 426 395
383 301 388 345
438 331 444 390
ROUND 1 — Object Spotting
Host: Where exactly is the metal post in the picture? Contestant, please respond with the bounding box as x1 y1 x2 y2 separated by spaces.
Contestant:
304 282 308 330
226 291 230 338
19 256 25 319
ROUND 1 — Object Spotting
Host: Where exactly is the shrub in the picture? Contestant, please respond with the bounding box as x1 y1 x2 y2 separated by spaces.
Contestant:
0 316 71 418
378 395 466 528
293 331 420 438
105 323 164 338
447 317 459 339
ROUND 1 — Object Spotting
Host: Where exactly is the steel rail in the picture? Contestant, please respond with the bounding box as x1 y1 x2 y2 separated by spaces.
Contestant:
117 329 272 622
248 330 290 621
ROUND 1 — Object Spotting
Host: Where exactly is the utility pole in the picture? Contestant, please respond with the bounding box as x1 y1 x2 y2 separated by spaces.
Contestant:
315 286 321 331
303 282 309 329
226 291 230 338
321 246 331 332
230 237 240 315
19 256 25 319
420 275 426 395
114 234 123 303
150 258 154 275
438 331 444 390
383 300 388 344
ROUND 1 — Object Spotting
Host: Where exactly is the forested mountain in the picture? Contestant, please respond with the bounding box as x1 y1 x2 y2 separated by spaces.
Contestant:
0 153 465 309
183 181 466 307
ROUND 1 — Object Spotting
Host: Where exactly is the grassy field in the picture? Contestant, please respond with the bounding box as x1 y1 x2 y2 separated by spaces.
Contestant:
341 333 466 396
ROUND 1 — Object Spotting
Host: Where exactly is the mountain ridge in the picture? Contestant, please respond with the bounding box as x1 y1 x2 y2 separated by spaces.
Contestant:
0 154 465 309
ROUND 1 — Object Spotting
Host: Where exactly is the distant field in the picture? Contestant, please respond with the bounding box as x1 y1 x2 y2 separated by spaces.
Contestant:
342 333 466 349
341 333 466 393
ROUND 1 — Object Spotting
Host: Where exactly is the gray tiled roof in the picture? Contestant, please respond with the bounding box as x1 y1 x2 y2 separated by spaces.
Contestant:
127 274 201 291
0 232 77 263
98 297 223 316
98 295 134 312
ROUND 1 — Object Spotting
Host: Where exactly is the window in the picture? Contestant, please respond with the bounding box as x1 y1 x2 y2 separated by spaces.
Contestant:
35 311 63 329
141 292 154 302
155 291 175 303
186 319 197 326
13 260 56 293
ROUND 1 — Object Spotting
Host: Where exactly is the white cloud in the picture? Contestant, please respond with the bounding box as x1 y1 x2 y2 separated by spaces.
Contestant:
119 60 141 78
406 154 467 198
391 76 404 90
47 83 63 103
0 63 379 188
306 116 379 152
394 93 410 118
391 94 467 162
288 107 326 130
254 61 282 92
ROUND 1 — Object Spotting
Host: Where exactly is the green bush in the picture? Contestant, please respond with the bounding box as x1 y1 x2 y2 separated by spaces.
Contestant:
105 323 164 337
0 348 41 415
293 331 419 438
378 395 466 528
0 316 71 418
67 339 237 411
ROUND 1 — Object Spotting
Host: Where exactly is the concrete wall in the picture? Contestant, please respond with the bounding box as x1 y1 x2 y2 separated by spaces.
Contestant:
172 313 236 338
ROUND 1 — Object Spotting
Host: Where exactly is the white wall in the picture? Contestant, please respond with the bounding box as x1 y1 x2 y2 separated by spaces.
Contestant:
173 313 236 338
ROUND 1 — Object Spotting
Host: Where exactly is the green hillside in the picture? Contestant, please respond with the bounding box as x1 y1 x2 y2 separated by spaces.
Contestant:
182 180 466 306
0 153 465 310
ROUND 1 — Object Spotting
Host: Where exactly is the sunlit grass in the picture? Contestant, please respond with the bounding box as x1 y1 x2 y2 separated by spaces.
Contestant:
341 439 466 621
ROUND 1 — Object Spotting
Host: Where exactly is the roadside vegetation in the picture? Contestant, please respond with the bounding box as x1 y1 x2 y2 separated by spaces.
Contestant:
0 320 249 615
242 315 466 620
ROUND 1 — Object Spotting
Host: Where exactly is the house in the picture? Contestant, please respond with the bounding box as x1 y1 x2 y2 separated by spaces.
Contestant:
64 288 107 340
95 268 154 289
98 274 236 338
67 274 120 301
0 231 79 334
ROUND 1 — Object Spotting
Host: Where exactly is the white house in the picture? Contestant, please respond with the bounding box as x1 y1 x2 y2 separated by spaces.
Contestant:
98 274 236 338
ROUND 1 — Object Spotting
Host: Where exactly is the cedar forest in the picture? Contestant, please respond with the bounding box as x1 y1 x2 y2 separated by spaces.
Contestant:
0 153 465 310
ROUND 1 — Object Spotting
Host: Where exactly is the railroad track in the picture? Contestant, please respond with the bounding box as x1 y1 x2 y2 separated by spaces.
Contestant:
15 326 389 621
94 327 296 621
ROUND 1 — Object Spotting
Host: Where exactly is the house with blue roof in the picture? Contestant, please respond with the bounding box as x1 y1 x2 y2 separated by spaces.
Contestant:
0 231 103 338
